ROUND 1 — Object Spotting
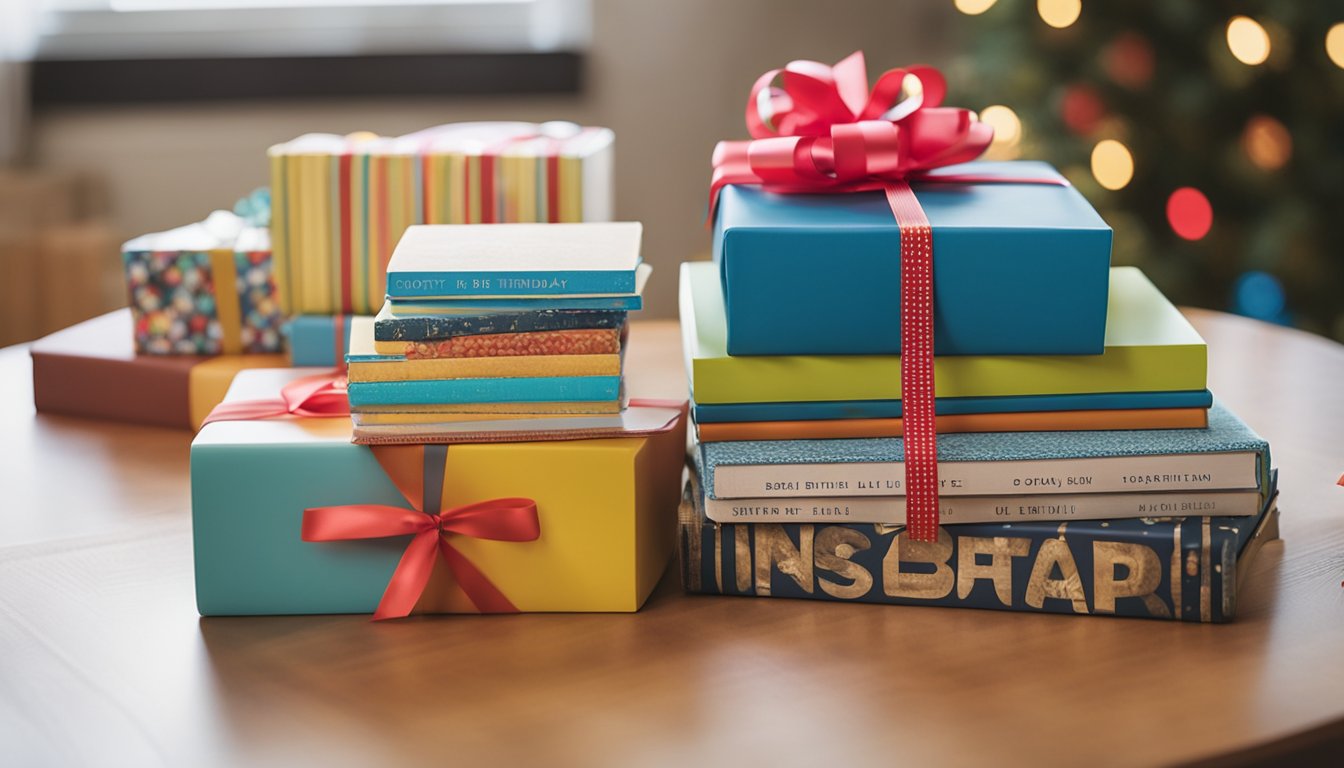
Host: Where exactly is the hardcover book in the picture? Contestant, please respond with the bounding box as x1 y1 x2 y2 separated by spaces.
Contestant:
373 302 626 342
385 222 643 299
682 261 1206 406
712 161 1112 356
346 375 623 407
700 401 1270 500
390 263 650 314
679 472 1280 623
694 408 1210 442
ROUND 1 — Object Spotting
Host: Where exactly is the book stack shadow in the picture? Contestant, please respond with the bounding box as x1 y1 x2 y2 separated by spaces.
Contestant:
678 167 1279 622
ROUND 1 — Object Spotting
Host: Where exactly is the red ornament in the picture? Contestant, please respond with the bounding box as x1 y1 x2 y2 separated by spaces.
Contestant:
1166 187 1213 241
1060 84 1106 135
1104 32 1156 90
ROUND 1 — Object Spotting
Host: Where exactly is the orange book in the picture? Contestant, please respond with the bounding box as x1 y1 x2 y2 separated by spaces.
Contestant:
695 408 1209 442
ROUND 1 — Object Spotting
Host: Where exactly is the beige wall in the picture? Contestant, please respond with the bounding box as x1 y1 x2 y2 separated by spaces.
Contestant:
30 0 958 318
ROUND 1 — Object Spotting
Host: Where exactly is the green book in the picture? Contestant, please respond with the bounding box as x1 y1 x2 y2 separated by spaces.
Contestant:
681 262 1206 405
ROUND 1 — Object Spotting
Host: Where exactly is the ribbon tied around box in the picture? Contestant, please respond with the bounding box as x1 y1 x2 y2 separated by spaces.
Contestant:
709 51 1066 542
302 444 541 620
201 370 350 425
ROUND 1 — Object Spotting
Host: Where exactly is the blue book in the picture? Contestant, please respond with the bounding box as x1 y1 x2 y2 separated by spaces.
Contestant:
346 375 622 406
680 471 1280 623
691 390 1215 423
374 303 627 342
286 315 357 367
386 223 642 299
388 263 648 314
701 400 1269 500
713 161 1112 356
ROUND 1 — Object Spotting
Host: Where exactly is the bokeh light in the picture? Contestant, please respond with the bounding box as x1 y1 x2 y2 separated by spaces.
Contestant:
1232 271 1286 322
1103 32 1155 89
1090 139 1133 190
1226 16 1271 65
954 0 998 16
1166 187 1213 240
1037 0 1082 30
1241 115 1292 171
1326 23 1344 69
1060 84 1105 135
979 104 1022 152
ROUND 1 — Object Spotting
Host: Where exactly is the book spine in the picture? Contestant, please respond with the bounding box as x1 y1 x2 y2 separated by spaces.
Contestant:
704 489 1263 525
346 375 622 406
680 512 1242 623
375 309 626 341
386 270 636 298
710 451 1259 499
389 294 644 312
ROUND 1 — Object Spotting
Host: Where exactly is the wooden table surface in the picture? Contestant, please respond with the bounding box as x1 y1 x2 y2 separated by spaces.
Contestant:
2 312 1343 767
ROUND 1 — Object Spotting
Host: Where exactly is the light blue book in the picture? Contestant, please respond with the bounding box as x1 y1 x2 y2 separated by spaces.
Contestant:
692 390 1216 423
347 375 622 406
700 400 1270 500
386 223 642 299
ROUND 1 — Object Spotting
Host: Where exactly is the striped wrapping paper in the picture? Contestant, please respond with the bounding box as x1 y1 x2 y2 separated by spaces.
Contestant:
268 121 615 316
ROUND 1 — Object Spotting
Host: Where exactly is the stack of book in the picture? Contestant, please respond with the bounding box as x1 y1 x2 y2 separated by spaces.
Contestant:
679 165 1278 623
346 222 673 444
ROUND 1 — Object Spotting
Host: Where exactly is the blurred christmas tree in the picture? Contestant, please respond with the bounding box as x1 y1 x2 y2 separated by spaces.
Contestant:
947 0 1344 340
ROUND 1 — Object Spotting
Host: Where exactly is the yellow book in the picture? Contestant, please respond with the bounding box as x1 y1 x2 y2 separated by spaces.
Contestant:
298 153 330 314
267 150 292 313
517 151 537 222
352 411 580 425
348 354 621 382
328 153 342 313
447 153 465 224
466 154 483 223
559 155 582 223
349 148 368 315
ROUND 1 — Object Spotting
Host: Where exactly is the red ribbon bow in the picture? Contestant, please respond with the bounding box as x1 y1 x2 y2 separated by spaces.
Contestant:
200 370 350 426
302 444 540 620
709 52 1014 542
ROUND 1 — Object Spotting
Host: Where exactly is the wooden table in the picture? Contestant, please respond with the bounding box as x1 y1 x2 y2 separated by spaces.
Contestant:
2 312 1342 767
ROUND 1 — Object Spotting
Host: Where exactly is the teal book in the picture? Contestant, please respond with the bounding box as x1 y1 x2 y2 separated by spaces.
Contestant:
374 302 627 342
346 375 622 406
680 470 1280 623
386 223 642 299
701 400 1270 500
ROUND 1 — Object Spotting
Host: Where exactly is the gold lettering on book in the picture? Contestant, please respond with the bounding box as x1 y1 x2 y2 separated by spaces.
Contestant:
882 528 954 600
957 536 1031 605
815 527 873 599
1093 541 1170 617
754 525 814 596
1024 537 1088 613
735 527 752 593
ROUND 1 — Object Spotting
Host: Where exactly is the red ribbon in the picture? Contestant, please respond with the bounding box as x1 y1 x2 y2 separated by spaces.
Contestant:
710 52 1057 542
200 370 350 425
302 444 540 620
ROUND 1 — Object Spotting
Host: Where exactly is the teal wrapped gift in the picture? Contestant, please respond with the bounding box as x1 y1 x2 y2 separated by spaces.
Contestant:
286 315 357 367
712 161 1112 356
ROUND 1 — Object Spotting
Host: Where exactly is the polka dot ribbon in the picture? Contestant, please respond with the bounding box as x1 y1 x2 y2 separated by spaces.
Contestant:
886 182 939 542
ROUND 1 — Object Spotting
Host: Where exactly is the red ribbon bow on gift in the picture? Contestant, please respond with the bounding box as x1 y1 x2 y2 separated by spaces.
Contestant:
708 52 1063 542
201 370 350 426
302 444 540 620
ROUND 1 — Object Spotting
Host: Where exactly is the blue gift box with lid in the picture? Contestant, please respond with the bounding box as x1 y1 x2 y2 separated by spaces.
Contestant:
712 161 1113 356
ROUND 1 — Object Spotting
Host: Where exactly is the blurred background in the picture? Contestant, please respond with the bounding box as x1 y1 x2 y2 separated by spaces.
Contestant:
1 0 1341 344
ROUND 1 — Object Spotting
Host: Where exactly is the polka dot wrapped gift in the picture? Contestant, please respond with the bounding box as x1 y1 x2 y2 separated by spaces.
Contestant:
121 207 283 355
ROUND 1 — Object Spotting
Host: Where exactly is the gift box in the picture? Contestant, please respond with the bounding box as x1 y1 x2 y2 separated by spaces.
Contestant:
712 161 1112 356
269 121 615 316
122 209 282 355
287 314 357 367
31 309 288 429
191 368 688 616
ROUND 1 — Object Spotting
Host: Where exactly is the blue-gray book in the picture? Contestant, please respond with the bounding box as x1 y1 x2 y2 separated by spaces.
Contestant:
701 400 1269 500
374 304 627 342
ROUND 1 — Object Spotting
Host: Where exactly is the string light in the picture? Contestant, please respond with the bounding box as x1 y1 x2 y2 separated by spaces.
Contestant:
1167 188 1213 240
954 0 997 15
1037 0 1082 30
1226 16 1271 65
1327 23 1344 69
1242 116 1292 171
1090 139 1133 190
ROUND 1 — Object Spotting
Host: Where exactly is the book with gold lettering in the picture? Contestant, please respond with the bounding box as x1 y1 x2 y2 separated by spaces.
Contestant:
679 470 1279 623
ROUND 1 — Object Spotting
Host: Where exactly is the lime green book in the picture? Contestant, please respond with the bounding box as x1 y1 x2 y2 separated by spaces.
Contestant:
680 262 1206 405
